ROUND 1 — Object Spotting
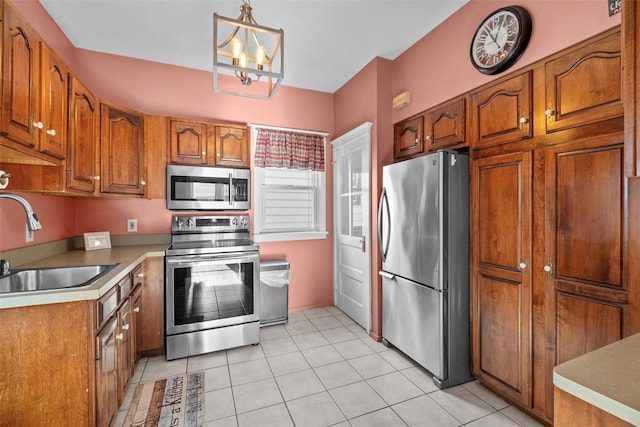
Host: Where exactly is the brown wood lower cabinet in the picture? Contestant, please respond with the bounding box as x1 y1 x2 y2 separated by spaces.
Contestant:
471 150 532 406
140 257 165 353
472 130 627 424
554 388 634 427
0 259 163 427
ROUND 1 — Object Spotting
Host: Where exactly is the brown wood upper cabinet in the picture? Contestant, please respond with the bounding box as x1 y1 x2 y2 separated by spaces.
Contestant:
215 124 250 168
1 4 68 163
424 97 466 152
100 103 146 195
394 115 424 161
66 75 99 194
169 118 250 168
169 118 209 165
544 30 622 134
470 71 533 149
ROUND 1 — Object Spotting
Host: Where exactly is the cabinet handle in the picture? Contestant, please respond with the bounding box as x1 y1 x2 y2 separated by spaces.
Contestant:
519 261 528 270
116 333 124 340
519 117 529 124
46 129 56 136
33 121 43 129
122 324 130 331
133 307 140 313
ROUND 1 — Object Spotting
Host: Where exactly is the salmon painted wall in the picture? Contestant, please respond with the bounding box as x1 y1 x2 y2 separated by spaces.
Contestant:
0 0 624 317
1 0 335 312
391 0 621 123
332 0 621 337
334 57 393 339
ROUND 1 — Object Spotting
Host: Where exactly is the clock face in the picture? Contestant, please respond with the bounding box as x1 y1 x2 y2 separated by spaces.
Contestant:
470 6 532 75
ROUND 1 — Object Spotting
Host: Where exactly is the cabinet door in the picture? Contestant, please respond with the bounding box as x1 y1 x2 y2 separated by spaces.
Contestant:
214 124 250 167
539 134 625 420
424 98 466 151
66 75 99 194
141 257 164 352
545 30 622 134
100 104 145 195
169 118 209 164
38 43 67 159
116 297 132 403
394 115 423 160
471 71 533 149
471 150 532 406
131 284 143 362
1 3 39 149
96 316 118 427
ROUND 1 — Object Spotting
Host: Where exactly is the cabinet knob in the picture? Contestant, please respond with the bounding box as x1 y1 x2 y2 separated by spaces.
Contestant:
216 152 221 157
116 333 124 340
519 261 528 270
46 129 56 136
519 117 529 124
93 176 100 181
414 139 421 144
140 180 146 186
202 151 206 156
133 306 140 313
136 272 144 278
426 135 432 141
545 108 555 118
33 121 43 129
122 323 130 331
543 263 553 273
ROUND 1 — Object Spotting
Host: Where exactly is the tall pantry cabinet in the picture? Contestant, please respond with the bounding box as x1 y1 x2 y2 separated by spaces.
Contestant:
470 28 625 424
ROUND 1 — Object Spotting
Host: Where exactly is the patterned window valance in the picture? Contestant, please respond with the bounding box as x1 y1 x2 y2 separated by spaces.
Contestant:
254 127 326 172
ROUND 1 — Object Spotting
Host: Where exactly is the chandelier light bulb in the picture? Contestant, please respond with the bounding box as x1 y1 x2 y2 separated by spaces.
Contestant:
231 37 243 59
255 45 265 71
239 51 248 68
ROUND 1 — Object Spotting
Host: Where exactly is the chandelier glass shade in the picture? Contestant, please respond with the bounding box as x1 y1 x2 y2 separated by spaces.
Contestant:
213 1 284 99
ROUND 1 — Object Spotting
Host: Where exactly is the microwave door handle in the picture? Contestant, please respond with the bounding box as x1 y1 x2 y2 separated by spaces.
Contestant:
229 173 234 205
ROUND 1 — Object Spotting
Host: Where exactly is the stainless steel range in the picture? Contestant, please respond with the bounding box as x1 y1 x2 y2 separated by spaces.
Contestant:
165 215 259 360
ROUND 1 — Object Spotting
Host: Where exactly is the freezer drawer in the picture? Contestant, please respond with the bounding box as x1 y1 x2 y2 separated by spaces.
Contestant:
381 273 444 380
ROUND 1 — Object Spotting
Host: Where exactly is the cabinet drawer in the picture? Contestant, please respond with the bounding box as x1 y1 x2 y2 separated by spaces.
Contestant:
97 285 118 329
118 273 133 299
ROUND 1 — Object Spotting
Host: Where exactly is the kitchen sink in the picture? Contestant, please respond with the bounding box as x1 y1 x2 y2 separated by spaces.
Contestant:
0 263 119 294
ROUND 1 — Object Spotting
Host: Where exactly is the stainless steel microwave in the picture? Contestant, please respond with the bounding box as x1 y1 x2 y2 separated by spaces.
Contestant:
166 165 250 211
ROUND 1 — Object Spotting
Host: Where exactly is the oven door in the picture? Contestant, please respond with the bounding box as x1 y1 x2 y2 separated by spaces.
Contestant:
165 252 259 335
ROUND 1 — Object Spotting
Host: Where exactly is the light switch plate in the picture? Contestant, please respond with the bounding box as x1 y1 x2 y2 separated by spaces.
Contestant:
84 231 112 251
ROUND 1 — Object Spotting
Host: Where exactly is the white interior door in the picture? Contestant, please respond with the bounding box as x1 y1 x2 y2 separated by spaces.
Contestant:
332 122 372 331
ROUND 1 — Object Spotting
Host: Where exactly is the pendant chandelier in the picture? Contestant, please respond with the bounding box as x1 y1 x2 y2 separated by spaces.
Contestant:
213 0 284 100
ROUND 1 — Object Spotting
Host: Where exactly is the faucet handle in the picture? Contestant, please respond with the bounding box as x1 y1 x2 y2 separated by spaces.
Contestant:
0 259 9 276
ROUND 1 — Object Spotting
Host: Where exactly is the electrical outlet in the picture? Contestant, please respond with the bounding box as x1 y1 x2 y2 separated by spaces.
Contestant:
127 219 138 233
25 224 33 243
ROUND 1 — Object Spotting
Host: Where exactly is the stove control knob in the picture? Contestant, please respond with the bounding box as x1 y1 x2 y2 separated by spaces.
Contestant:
232 217 239 227
240 217 247 227
176 218 184 228
187 218 194 228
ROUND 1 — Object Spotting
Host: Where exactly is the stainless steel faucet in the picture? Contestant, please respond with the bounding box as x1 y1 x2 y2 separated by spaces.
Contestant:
0 192 43 231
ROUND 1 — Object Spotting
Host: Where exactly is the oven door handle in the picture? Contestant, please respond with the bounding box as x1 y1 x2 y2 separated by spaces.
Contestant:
166 253 258 264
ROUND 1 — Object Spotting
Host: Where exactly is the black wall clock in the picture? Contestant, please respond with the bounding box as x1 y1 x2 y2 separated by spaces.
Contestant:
470 5 532 75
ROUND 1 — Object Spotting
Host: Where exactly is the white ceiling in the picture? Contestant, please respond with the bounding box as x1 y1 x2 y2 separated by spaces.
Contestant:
39 0 469 94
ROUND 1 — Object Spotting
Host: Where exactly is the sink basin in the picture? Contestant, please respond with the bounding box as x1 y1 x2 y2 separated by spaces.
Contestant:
0 263 120 294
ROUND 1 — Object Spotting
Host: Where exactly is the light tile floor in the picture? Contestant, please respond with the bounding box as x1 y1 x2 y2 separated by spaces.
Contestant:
114 306 544 427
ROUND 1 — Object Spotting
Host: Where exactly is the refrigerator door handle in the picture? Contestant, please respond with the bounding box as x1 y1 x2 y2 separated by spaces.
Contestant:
378 271 396 280
378 188 391 261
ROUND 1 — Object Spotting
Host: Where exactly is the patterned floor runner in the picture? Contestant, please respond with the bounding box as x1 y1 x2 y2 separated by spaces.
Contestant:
124 372 204 427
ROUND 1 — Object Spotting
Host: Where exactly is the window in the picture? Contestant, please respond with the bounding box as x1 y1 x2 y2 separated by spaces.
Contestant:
252 125 328 242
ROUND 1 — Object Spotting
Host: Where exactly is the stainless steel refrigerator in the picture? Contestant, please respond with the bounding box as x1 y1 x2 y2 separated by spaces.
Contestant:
378 149 473 389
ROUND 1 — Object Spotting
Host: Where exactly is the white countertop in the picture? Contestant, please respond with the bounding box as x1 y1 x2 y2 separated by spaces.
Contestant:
0 245 166 309
553 333 640 425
